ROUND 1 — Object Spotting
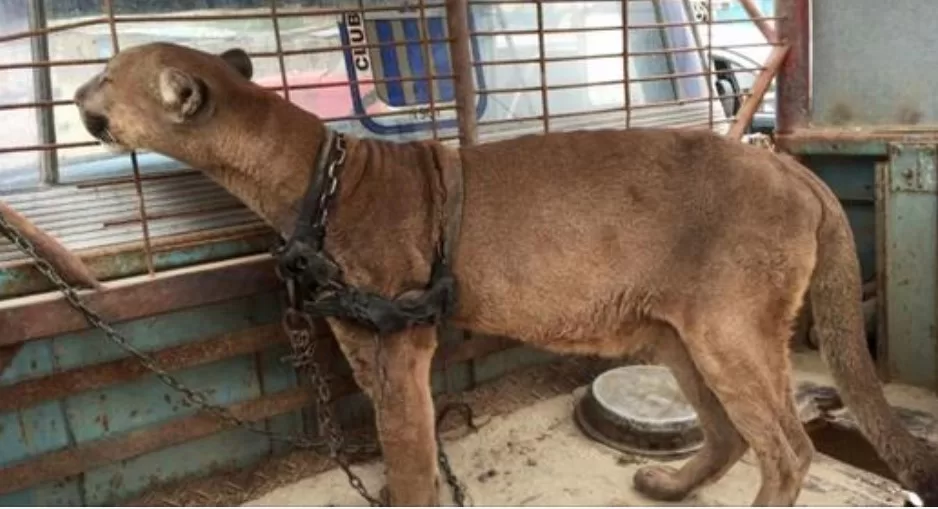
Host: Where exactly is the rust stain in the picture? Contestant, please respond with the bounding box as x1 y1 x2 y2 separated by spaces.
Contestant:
897 106 923 125
827 103 854 126
0 344 22 378
16 411 30 447
0 385 337 496
0 258 282 347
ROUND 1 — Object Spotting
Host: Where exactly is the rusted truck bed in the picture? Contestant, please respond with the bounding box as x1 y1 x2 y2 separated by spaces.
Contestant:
122 351 936 507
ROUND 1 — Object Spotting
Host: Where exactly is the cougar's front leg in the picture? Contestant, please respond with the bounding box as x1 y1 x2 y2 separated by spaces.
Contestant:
330 321 442 506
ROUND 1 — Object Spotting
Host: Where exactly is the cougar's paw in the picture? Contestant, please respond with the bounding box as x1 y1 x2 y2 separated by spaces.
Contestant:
633 465 692 502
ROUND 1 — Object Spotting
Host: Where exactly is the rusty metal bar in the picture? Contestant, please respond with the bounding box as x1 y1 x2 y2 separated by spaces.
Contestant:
0 140 96 155
0 324 287 412
0 3 449 44
464 88 751 129
739 0 779 43
446 0 478 146
535 1 550 133
129 152 156 276
0 44 779 111
417 0 441 140
0 17 105 44
0 256 281 345
776 0 811 134
474 64 765 95
728 44 790 139
707 0 714 128
101 0 155 276
470 16 783 37
0 41 784 75
621 0 631 128
268 0 291 104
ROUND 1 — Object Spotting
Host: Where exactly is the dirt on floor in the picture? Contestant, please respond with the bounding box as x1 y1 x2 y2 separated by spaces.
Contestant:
242 389 905 507
122 356 619 506
123 350 936 507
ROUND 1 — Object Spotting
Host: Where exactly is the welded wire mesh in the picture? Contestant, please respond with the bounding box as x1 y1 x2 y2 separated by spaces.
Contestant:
0 0 781 291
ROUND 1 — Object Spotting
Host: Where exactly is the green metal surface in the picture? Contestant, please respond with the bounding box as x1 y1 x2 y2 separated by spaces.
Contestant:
879 143 938 390
0 292 302 506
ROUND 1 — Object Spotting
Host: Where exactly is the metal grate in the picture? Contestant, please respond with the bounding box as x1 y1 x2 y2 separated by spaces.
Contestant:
0 0 783 293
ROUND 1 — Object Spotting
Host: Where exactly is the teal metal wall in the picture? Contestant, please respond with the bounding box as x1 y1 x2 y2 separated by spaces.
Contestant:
777 0 938 392
0 289 302 505
0 258 559 505
787 140 938 392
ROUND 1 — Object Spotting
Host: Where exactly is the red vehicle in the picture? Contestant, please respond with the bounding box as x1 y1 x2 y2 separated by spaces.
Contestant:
254 69 388 122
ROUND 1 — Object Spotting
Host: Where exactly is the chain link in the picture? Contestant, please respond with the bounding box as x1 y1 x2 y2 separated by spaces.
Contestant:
0 212 376 448
281 310 384 506
313 134 347 235
0 130 468 506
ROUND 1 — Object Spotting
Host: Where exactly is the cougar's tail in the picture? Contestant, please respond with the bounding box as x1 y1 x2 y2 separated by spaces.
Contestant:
807 171 938 503
0 201 101 290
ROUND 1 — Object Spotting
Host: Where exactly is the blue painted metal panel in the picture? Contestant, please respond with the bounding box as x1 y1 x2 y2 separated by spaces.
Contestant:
47 294 280 371
0 479 82 506
82 426 270 506
256 346 304 455
0 291 304 505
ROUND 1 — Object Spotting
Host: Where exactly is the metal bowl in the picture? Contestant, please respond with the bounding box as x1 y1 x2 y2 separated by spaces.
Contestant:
573 364 704 459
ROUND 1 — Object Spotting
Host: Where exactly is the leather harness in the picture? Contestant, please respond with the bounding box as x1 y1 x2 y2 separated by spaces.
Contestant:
273 130 464 335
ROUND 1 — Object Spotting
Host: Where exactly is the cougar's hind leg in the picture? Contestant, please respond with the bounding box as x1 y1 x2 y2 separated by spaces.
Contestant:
633 328 748 501
674 314 807 506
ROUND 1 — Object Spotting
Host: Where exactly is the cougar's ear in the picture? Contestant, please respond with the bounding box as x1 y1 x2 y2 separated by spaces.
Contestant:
158 67 208 122
219 48 253 80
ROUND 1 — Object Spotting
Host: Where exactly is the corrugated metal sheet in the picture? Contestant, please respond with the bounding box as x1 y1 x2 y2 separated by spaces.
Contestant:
0 172 264 264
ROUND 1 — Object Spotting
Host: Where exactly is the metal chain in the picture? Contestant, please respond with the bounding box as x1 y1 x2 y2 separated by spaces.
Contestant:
282 309 383 506
0 130 468 506
313 134 347 236
0 211 355 451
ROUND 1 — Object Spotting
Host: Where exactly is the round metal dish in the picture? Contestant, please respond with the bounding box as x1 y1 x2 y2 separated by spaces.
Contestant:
573 364 704 459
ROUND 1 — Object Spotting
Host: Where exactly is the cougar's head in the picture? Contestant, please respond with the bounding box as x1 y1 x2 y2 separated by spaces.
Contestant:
73 42 254 158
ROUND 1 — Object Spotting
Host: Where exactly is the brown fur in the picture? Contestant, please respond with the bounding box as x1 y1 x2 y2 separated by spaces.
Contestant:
71 42 938 506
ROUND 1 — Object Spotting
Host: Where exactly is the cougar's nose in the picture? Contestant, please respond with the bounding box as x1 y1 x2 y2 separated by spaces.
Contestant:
82 113 109 140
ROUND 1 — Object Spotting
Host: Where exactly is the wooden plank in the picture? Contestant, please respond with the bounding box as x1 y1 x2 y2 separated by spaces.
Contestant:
0 324 288 412
0 255 280 346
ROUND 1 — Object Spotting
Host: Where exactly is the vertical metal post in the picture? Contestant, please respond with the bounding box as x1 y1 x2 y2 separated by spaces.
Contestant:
102 0 155 276
620 0 631 128
535 0 549 134
879 143 938 392
776 0 810 134
445 0 477 146
28 0 58 184
417 0 440 140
